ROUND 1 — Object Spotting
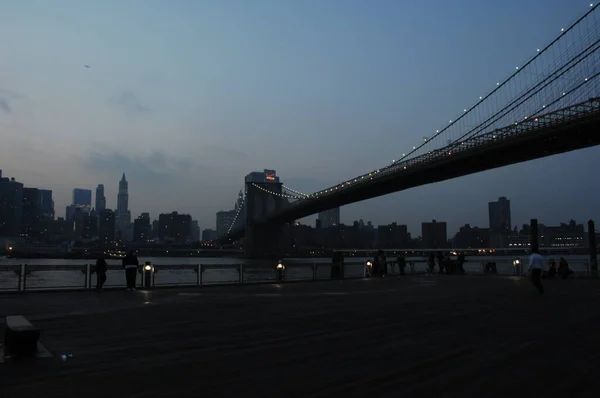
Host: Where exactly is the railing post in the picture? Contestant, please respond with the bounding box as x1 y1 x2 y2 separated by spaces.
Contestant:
196 264 200 285
22 264 27 292
238 264 243 284
588 220 597 277
85 264 91 290
17 264 22 292
312 262 317 280
200 264 204 285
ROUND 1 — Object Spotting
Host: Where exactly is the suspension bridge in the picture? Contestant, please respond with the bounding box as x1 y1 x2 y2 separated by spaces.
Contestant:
217 4 600 256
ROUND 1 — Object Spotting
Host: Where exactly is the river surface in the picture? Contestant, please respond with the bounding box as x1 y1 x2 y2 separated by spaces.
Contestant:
0 255 591 291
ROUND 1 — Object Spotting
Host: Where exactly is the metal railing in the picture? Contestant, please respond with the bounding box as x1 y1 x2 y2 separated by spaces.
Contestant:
0 258 592 293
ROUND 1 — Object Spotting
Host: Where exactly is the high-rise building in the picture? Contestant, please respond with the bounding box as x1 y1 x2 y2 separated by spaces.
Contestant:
216 210 236 236
72 189 92 207
98 209 116 245
0 171 24 237
158 212 192 243
133 213 151 243
318 207 340 228
116 174 131 232
489 197 511 231
190 220 200 241
489 197 511 248
82 211 98 239
95 184 106 214
39 190 54 220
21 188 42 238
377 223 411 248
421 219 447 248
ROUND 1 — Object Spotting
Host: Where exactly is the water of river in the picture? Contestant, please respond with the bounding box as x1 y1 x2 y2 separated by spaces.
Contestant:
0 255 591 291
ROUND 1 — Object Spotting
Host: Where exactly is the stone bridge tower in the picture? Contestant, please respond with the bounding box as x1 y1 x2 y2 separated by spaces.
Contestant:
244 169 284 258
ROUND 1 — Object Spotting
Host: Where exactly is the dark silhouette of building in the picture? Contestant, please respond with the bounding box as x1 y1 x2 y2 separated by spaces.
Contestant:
489 197 511 247
95 184 106 214
134 213 151 243
82 211 98 239
98 209 116 245
422 219 447 248
543 220 585 247
318 208 340 228
190 220 200 241
454 224 489 248
72 188 92 207
21 188 42 239
39 189 54 220
0 171 24 237
159 212 192 243
216 210 236 236
377 223 411 248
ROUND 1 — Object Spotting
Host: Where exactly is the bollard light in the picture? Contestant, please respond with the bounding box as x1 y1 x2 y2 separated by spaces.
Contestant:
366 261 372 269
513 259 521 266
144 264 152 271
277 263 285 270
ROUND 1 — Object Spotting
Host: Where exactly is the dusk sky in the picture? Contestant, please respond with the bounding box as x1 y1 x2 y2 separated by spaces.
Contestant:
1 0 598 236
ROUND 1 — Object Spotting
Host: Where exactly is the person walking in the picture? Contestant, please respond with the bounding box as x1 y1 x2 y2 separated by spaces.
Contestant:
95 255 108 292
122 251 140 291
528 249 545 294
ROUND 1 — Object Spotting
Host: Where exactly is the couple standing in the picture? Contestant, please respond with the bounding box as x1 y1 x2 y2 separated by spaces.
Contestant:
95 251 140 291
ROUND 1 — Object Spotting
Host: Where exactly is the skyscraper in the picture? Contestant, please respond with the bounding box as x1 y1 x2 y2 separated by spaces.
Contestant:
318 207 340 228
95 184 106 214
489 197 511 231
116 174 131 232
489 197 511 247
0 171 23 237
72 189 92 207
98 209 116 245
39 190 54 220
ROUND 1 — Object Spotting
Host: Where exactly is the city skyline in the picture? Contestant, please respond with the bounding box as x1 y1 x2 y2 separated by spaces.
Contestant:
1 1 599 235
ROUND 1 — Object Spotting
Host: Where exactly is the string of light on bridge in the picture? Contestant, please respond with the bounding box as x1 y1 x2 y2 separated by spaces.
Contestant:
227 193 246 235
250 183 305 199
211 2 600 243
300 3 600 202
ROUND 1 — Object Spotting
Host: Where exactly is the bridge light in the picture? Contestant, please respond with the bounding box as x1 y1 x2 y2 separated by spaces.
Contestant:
497 82 500 86
515 66 519 70
562 92 566 96
537 49 540 52
561 28 564 32
413 146 416 149
449 120 452 123
436 130 439 133
463 109 467 112
479 96 483 100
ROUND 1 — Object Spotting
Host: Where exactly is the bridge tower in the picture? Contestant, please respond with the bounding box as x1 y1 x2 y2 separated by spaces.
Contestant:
244 169 284 258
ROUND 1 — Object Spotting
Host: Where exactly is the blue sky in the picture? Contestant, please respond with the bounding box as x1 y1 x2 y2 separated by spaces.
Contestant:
0 0 598 236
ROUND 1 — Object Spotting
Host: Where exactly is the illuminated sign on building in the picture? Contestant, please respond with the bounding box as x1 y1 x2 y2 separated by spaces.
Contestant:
245 169 280 183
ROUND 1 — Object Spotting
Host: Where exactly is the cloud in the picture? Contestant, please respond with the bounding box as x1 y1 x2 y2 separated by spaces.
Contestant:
81 149 200 184
0 89 25 113
109 91 151 113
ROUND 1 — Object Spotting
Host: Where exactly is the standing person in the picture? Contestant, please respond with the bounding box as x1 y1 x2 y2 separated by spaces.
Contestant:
122 251 139 291
528 250 545 294
396 254 407 276
95 255 108 292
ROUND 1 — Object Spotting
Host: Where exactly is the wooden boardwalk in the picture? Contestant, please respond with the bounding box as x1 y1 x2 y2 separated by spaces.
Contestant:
1 275 599 397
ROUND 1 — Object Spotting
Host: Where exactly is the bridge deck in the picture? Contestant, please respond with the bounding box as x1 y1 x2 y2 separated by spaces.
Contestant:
1 276 598 397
